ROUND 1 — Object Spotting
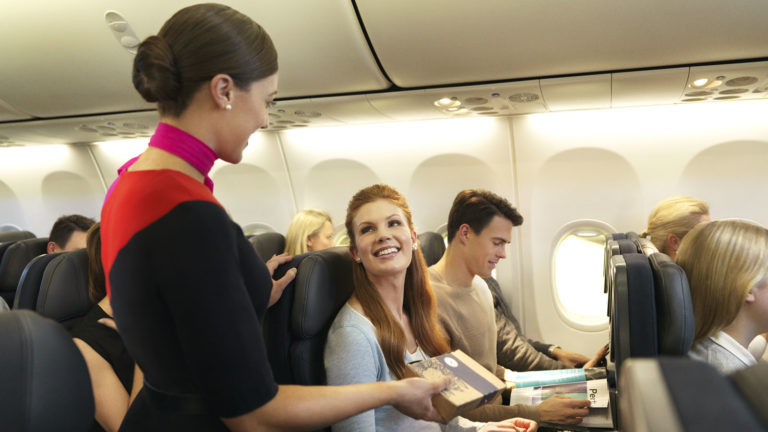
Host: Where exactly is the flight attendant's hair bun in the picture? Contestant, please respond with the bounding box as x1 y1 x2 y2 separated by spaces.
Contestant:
132 35 180 104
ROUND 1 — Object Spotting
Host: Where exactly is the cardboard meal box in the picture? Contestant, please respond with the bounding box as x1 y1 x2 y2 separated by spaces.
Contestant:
406 350 505 420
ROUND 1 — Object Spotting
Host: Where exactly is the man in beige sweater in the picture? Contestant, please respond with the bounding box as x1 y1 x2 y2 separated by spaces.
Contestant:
428 189 590 426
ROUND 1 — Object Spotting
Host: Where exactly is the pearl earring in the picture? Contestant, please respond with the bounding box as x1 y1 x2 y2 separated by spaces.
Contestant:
225 104 232 111
354 257 361 263
412 243 417 251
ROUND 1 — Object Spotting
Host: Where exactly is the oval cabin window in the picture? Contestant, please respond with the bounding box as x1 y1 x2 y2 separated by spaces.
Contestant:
552 220 612 330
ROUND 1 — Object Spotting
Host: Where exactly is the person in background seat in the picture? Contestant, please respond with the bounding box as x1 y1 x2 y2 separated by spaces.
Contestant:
325 184 537 432
641 196 709 260
46 214 96 253
71 223 143 432
284 208 334 255
677 220 768 374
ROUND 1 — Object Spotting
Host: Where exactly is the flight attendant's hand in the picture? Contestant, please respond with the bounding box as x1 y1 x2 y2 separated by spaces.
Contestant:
266 253 296 307
391 377 451 423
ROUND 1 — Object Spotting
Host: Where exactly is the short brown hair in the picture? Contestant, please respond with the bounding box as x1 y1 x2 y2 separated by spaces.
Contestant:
132 3 278 117
446 189 523 242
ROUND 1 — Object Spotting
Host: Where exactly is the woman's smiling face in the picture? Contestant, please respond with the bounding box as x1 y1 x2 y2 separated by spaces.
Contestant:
350 199 416 278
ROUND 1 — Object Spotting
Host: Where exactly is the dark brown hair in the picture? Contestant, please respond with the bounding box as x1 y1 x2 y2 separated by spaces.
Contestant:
345 184 450 379
132 3 278 117
446 189 523 242
49 214 96 249
85 223 106 304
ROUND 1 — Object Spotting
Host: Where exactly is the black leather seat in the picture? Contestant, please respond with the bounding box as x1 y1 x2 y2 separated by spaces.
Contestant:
0 229 35 244
417 231 445 266
619 357 766 431
0 310 94 432
35 249 91 330
290 247 355 387
13 252 63 310
0 237 48 306
248 232 287 261
648 253 694 355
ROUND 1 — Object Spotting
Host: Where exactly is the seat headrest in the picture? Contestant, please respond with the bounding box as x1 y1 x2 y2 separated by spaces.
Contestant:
36 249 91 329
648 253 694 355
0 230 35 243
13 253 64 310
0 310 94 431
730 362 768 428
417 231 445 267
292 247 355 339
249 232 287 262
0 237 48 305
617 238 638 254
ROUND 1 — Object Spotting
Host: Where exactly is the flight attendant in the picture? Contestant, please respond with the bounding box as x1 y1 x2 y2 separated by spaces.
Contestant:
100 4 448 431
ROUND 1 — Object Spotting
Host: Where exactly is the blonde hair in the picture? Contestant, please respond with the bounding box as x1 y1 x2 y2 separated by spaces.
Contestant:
641 196 709 253
676 220 768 344
284 209 332 255
346 184 450 378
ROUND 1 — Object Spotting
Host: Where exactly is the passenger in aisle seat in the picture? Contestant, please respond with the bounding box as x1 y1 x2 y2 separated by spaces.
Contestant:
284 208 334 255
325 184 538 432
429 189 602 425
641 196 710 260
677 219 768 374
71 223 143 432
100 4 451 431
46 214 96 253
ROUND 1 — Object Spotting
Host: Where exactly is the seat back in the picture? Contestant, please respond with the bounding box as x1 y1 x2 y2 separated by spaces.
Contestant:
609 253 657 377
248 232 286 261
619 357 765 432
291 247 355 386
0 229 35 243
0 310 94 432
648 253 694 355
0 237 48 306
36 249 91 329
417 231 445 267
13 253 63 310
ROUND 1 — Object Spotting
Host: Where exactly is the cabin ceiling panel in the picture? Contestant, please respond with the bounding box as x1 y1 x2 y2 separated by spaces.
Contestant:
0 112 159 146
540 75 611 111
0 1 388 119
611 68 690 108
355 0 768 87
0 98 32 123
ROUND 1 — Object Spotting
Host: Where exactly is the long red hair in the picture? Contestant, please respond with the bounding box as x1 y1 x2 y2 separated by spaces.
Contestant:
345 184 450 378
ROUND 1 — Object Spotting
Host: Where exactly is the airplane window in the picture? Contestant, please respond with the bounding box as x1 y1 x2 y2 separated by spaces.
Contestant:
333 224 350 247
553 220 612 329
242 222 277 236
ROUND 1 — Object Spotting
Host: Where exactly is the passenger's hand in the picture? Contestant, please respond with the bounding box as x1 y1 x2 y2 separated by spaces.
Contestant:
583 344 609 368
97 317 118 331
536 395 590 425
266 253 296 307
391 377 450 423
551 348 590 368
480 418 538 432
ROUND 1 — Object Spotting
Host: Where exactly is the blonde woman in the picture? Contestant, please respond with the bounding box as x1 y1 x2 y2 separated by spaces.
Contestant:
641 196 710 260
677 220 768 374
284 209 334 255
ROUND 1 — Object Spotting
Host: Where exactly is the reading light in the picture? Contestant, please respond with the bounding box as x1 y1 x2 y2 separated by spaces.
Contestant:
434 97 461 108
691 78 709 88
705 80 723 89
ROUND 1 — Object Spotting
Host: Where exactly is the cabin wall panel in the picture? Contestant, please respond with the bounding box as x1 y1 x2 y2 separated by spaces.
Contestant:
512 99 768 355
0 145 105 237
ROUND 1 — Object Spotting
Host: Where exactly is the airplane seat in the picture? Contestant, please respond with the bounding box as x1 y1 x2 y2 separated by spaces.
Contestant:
12 252 63 310
619 357 765 432
35 249 91 330
648 253 694 355
0 237 48 306
417 231 445 266
608 252 657 380
0 310 94 432
0 229 35 243
290 247 355 387
610 233 627 240
248 232 286 262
